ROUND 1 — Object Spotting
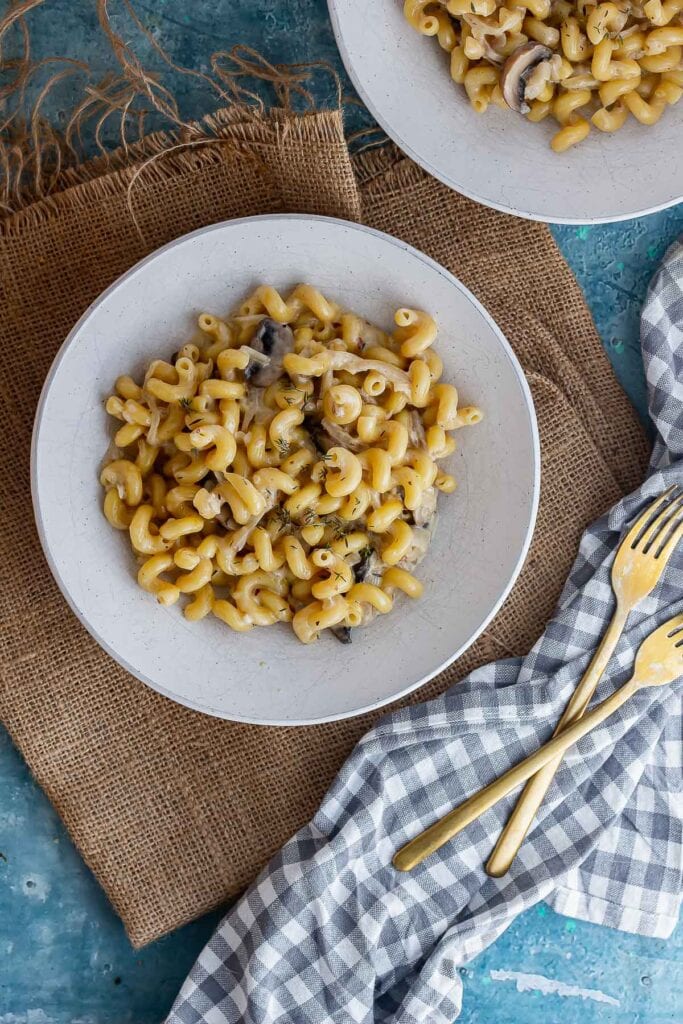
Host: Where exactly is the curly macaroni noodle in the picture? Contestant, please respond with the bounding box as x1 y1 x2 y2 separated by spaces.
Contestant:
100 285 482 644
404 0 683 150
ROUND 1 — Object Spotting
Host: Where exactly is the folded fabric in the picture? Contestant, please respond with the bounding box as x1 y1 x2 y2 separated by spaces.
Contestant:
168 241 683 1024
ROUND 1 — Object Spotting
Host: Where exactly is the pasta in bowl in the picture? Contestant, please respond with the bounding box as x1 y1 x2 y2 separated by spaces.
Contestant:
32 214 538 723
328 0 683 221
404 0 683 153
403 0 679 152
100 285 482 645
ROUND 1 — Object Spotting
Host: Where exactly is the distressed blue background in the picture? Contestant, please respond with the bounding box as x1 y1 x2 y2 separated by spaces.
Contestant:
1 1 682 1022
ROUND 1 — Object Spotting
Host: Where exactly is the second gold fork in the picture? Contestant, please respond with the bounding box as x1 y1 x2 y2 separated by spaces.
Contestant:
393 612 683 873
486 484 683 876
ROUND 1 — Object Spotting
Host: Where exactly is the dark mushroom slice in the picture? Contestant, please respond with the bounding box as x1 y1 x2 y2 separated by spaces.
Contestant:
330 547 382 645
302 413 329 456
500 42 552 115
244 318 295 387
354 547 373 584
330 625 352 645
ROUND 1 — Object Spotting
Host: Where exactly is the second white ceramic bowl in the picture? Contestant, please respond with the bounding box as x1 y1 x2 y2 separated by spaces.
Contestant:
328 0 683 223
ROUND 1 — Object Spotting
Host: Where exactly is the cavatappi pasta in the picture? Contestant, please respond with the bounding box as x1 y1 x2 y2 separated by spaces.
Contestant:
100 285 482 644
404 0 683 151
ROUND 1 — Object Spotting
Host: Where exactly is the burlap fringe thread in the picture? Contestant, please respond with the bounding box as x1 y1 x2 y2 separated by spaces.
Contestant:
0 0 376 220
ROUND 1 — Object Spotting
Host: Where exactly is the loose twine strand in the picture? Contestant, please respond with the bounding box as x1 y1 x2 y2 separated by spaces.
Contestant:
0 0 373 222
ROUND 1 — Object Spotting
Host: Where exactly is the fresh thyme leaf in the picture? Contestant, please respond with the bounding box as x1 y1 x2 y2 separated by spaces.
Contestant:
322 514 348 541
275 437 291 457
274 506 291 528
179 397 192 410
324 514 344 530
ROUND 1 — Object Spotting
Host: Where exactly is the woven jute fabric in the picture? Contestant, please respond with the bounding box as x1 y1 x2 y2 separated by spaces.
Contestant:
0 107 649 947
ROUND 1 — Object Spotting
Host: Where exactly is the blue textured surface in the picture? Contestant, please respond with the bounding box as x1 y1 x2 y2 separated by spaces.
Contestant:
1 2 682 1021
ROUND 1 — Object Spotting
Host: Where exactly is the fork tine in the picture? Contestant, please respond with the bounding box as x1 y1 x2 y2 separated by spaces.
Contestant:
628 486 681 550
654 512 683 561
665 614 683 636
642 498 683 553
635 491 683 552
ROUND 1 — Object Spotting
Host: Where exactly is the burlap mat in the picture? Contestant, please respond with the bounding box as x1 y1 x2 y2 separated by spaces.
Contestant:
0 106 649 947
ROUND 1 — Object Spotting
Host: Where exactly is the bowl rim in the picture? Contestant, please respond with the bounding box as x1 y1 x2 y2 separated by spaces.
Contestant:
327 0 683 225
31 212 541 725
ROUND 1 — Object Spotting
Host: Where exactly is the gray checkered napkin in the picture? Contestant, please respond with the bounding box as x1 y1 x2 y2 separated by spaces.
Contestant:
168 240 683 1024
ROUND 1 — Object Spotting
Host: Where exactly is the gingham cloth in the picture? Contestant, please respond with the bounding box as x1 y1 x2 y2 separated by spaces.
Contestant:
168 241 683 1024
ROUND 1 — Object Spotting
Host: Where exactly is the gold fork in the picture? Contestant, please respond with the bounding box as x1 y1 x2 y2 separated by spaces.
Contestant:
393 613 683 872
392 487 683 873
485 484 683 876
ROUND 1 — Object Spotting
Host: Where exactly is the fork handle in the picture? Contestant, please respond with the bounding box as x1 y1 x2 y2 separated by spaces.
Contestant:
392 676 637 872
485 605 629 877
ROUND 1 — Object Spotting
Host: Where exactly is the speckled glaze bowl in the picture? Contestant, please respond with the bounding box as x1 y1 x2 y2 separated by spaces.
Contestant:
328 0 683 224
32 215 539 724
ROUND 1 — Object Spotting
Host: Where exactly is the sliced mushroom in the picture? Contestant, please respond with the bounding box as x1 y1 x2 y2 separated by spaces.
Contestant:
330 625 352 645
241 383 271 431
327 351 411 396
331 548 383 644
500 42 552 114
412 486 437 529
244 318 294 387
321 418 365 453
303 414 365 455
303 415 329 457
407 409 426 449
400 525 433 570
353 549 372 586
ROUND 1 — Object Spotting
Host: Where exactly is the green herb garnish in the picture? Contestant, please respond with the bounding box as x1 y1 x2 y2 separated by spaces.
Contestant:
273 507 291 529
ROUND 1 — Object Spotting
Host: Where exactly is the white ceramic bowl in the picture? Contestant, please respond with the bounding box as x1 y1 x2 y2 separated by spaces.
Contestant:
328 0 683 223
32 214 539 724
